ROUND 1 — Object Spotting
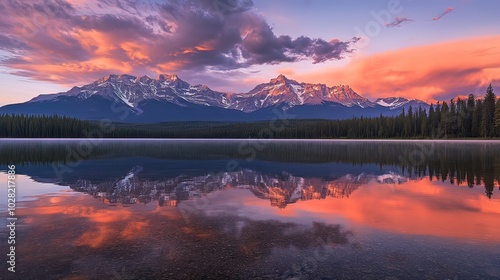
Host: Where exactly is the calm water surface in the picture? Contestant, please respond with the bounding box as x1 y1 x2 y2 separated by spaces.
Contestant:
1 140 500 280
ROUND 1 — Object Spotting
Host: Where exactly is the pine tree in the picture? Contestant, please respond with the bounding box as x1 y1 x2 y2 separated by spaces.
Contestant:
405 106 413 137
421 108 429 137
456 98 467 137
494 99 500 136
439 101 450 138
434 102 442 136
473 99 483 137
482 84 496 137
428 104 435 137
466 94 475 137
449 98 457 137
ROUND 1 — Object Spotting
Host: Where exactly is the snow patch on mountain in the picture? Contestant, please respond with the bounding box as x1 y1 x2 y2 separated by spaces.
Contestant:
375 97 427 110
26 74 429 114
377 172 408 184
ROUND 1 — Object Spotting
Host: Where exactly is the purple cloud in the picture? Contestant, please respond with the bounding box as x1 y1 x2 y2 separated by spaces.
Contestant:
432 7 453 21
0 0 359 84
385 17 413 28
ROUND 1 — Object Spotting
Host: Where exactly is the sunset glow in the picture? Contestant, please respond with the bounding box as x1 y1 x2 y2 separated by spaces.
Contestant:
228 179 500 242
0 0 499 105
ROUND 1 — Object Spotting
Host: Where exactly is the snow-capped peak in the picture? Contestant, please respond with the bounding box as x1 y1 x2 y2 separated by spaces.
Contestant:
159 74 179 82
27 74 429 113
270 74 291 84
138 75 153 84
375 97 427 110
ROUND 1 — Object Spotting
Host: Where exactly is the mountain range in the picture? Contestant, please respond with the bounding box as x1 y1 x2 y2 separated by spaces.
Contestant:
0 74 429 123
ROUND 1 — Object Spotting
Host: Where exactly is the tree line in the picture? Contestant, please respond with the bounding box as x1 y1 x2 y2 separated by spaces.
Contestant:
0 114 100 138
0 85 498 139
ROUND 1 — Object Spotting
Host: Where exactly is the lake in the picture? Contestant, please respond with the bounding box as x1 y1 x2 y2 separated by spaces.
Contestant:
1 139 500 279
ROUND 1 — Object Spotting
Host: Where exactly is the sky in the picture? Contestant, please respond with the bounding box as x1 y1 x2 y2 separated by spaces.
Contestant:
0 0 499 106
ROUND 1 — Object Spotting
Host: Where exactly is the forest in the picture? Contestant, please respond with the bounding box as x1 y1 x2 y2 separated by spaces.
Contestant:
0 85 498 139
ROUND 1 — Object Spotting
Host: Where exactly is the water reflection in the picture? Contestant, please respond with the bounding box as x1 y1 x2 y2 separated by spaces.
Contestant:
69 167 377 208
12 189 355 279
2 140 500 199
12 157 500 242
2 140 500 279
6 174 500 280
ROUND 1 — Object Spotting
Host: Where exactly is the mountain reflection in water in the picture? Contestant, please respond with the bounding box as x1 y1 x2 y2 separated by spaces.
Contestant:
1 140 500 279
70 167 393 208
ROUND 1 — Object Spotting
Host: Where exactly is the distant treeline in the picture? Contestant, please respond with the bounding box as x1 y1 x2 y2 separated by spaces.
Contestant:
1 85 498 139
0 114 100 138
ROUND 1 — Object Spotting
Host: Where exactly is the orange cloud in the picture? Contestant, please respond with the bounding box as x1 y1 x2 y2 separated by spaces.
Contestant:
298 36 500 101
0 0 359 89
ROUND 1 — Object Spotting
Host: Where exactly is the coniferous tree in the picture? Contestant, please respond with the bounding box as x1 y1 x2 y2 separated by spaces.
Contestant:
466 94 475 137
473 99 483 137
482 84 496 137
456 98 467 137
449 98 457 137
405 106 413 137
428 104 435 137
434 102 442 136
421 108 429 137
494 99 500 136
440 101 450 137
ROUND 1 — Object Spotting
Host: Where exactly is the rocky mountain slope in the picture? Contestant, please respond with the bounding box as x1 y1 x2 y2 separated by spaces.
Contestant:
0 74 429 122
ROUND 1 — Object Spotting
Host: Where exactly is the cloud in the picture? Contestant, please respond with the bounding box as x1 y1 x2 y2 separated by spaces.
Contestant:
383 8 453 30
385 17 413 28
296 36 500 102
0 0 358 84
432 7 453 21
